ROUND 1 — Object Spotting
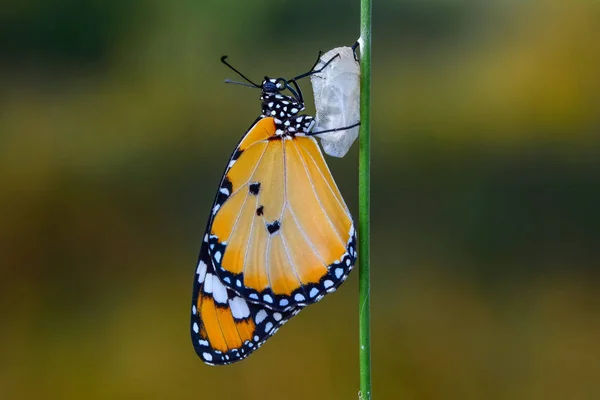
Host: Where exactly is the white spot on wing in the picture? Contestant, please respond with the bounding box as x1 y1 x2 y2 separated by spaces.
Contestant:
219 187 230 196
273 312 282 321
324 280 334 288
199 339 209 346
193 322 199 333
279 299 289 307
214 251 222 263
335 268 344 278
294 293 305 302
309 288 319 298
229 297 250 319
204 273 214 293
263 294 273 303
265 322 273 332
203 352 213 362
196 261 207 283
212 274 228 304
255 309 268 324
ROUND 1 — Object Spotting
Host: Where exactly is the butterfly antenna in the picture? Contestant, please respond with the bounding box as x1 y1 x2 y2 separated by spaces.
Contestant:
221 56 261 88
224 79 260 88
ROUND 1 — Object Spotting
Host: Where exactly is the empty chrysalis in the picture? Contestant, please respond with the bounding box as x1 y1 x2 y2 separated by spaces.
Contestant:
310 46 360 158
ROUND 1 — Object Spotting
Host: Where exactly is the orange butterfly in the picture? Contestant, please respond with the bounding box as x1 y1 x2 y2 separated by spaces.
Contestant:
191 53 358 365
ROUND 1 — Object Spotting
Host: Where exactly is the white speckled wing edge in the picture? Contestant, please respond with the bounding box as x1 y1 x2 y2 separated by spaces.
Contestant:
191 225 301 365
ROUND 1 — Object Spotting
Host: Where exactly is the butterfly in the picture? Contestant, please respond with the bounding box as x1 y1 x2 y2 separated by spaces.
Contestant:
191 52 359 365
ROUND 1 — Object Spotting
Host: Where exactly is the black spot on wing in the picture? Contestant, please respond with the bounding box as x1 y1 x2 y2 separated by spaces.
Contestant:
256 205 264 216
249 182 261 195
266 220 281 234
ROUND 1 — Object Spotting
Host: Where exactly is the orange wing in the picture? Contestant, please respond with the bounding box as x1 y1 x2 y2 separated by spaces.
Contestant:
207 117 357 310
191 229 300 365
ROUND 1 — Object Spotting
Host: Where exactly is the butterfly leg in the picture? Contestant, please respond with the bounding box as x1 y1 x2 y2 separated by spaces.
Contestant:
307 121 361 136
287 52 341 105
307 50 324 73
351 41 360 62
291 53 340 82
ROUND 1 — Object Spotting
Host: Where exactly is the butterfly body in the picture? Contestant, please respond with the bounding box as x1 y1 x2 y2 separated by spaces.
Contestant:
260 90 314 137
191 67 357 365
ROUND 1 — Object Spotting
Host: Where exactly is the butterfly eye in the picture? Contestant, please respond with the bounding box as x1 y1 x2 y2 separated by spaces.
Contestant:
262 80 278 93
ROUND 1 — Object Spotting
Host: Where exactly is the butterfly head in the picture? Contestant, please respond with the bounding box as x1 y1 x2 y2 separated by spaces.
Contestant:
220 57 305 118
260 76 305 119
261 77 285 94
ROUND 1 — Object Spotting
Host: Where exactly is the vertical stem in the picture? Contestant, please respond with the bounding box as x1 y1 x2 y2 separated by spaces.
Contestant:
358 0 372 397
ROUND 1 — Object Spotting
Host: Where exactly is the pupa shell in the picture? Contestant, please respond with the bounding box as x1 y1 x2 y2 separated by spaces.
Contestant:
310 46 360 158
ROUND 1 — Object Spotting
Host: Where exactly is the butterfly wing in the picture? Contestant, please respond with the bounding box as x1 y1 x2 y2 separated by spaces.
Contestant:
207 117 357 311
191 230 300 365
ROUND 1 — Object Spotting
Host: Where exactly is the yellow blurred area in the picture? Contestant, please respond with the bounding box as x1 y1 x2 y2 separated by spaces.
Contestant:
1 1 599 399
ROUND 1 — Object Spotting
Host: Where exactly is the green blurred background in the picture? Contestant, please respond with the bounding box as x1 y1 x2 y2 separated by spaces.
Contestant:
1 1 599 399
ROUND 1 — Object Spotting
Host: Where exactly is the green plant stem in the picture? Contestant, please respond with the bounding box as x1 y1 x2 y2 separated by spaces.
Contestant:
358 0 372 397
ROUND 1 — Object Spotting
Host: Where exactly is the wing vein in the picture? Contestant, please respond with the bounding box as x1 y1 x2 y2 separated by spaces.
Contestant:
279 138 304 287
280 231 304 291
209 277 229 351
222 140 268 250
225 192 250 244
229 296 245 348
286 200 327 268
290 139 345 245
264 234 273 295
240 193 258 285
296 139 352 219
223 143 269 211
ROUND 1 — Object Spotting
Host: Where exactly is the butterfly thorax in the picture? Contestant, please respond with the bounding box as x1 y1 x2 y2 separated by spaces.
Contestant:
260 93 314 137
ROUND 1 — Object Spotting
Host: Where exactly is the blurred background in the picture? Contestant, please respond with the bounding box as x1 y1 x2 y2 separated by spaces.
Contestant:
1 0 599 399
